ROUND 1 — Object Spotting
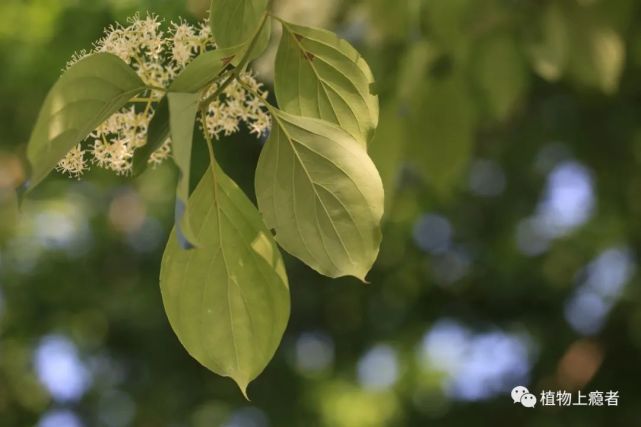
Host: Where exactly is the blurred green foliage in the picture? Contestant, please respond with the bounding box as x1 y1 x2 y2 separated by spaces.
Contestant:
2 0 641 426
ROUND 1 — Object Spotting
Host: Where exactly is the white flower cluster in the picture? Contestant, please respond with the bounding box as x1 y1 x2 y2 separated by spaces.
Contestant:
57 14 271 179
66 14 214 92
203 71 272 140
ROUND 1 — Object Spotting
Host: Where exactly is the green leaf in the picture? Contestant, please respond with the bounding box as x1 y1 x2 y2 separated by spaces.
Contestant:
396 40 439 105
255 110 384 281
26 53 145 190
165 36 260 247
568 21 624 94
473 33 529 122
368 0 414 41
528 2 569 82
168 92 201 249
368 42 439 211
527 1 624 94
170 45 245 93
369 103 407 213
160 164 290 397
423 0 474 54
0 189 19 245
210 0 271 61
274 20 379 146
409 74 476 196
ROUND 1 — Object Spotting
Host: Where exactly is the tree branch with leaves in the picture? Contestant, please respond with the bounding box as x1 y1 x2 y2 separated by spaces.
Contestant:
24 0 383 398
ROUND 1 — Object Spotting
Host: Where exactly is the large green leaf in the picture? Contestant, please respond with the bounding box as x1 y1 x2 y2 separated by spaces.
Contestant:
274 20 379 146
27 53 145 190
255 110 384 280
210 0 270 61
160 164 290 397
167 92 201 249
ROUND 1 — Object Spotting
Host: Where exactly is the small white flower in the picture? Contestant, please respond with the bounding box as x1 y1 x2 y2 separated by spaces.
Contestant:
203 71 271 140
148 141 172 167
56 145 87 178
170 20 199 67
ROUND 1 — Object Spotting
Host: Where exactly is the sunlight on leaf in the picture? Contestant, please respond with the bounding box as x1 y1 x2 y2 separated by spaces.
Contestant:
26 53 145 190
275 20 378 146
255 109 384 280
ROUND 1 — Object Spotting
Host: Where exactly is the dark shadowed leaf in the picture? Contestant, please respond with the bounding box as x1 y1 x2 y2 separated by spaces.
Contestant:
473 33 529 122
369 103 407 213
409 74 476 196
132 97 170 176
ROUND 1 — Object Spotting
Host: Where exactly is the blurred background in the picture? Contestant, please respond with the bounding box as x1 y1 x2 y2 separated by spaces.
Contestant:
2 0 641 425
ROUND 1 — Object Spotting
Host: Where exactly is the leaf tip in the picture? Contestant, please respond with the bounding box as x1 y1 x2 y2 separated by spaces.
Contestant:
232 377 251 401
357 275 371 285
348 269 372 285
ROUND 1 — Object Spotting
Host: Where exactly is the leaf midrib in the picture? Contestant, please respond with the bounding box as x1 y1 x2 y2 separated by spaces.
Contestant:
210 167 242 373
217 185 284 362
272 114 356 266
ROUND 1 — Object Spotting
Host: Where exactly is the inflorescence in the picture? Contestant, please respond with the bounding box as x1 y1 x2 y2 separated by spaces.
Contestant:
57 13 271 178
